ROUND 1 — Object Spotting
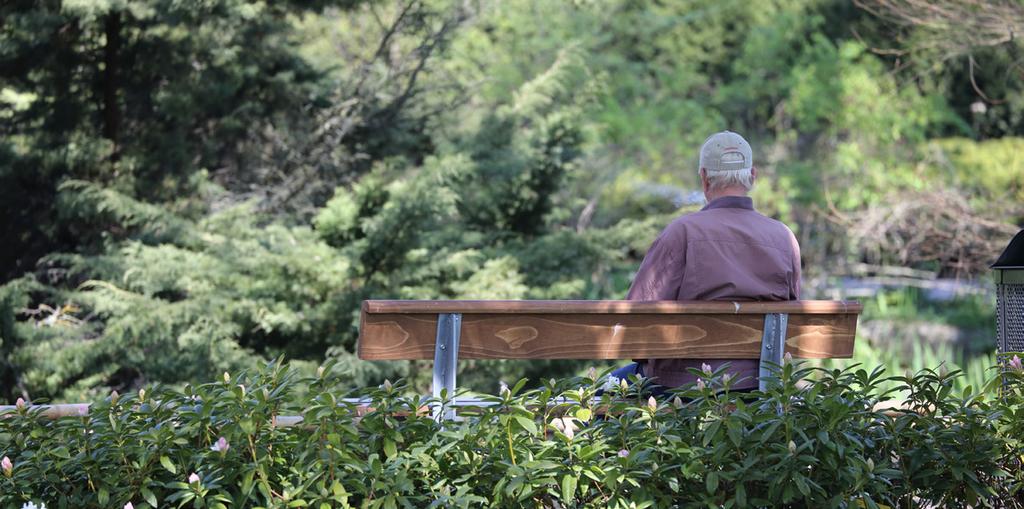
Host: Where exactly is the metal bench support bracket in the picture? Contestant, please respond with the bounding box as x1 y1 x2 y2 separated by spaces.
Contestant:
759 313 789 392
432 313 462 420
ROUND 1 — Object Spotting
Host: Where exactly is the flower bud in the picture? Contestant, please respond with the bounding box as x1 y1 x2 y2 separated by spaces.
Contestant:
647 396 657 411
210 436 229 453
866 458 874 471
672 396 684 409
223 371 230 383
788 440 797 454
124 503 135 509
188 472 201 484
701 363 712 376
551 417 577 440
722 373 732 384
15 398 25 411
784 352 793 364
499 381 510 396
1 456 12 477
1010 355 1023 371
382 379 392 391
619 378 628 391
111 390 119 405
617 449 629 458
696 379 706 391
587 367 597 380
138 388 146 401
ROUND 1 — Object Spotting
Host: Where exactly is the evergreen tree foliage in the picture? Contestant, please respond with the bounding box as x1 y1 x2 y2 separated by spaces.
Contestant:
0 46 661 400
0 0 357 280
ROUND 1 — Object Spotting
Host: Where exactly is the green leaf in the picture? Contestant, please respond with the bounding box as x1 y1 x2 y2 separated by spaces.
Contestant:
160 455 177 475
706 472 719 494
726 420 742 447
793 474 810 496
702 420 722 446
575 408 593 422
513 415 538 435
142 486 158 507
383 439 397 458
560 474 577 502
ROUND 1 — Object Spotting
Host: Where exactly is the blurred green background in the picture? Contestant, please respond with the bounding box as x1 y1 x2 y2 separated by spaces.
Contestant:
1 0 1021 402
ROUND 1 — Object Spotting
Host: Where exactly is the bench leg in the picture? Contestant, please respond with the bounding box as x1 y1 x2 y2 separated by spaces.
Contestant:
432 313 462 421
758 313 789 392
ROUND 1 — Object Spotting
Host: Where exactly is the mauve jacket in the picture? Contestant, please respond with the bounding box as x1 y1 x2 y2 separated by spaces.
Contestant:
627 195 801 389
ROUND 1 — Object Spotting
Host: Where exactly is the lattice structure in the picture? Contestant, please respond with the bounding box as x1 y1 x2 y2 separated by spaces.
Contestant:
997 283 1024 354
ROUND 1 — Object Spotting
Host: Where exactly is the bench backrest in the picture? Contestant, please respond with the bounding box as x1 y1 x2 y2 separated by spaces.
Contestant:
360 300 860 360
359 299 861 418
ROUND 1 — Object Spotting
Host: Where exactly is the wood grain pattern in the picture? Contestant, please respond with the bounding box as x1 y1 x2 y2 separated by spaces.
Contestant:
363 299 862 315
358 302 859 361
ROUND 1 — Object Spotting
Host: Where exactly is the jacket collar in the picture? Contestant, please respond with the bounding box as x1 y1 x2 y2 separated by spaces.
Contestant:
701 195 754 211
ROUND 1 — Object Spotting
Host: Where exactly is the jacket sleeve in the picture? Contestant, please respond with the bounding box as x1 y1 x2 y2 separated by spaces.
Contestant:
627 226 685 301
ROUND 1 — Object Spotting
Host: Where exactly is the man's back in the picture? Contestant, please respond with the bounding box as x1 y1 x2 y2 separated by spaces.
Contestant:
627 195 801 389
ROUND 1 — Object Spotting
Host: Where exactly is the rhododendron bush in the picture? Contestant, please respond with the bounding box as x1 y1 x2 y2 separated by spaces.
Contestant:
1 359 1022 508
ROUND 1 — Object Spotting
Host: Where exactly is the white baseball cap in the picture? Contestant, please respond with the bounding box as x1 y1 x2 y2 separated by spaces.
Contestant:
699 131 753 173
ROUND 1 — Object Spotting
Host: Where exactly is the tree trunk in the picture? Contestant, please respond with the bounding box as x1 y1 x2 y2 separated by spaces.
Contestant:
102 11 122 155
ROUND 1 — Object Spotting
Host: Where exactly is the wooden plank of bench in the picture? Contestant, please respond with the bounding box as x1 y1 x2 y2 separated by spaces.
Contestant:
362 300 860 315
359 300 860 361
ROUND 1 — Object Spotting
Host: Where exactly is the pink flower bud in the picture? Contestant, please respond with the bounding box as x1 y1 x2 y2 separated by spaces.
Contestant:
701 363 713 376
124 503 135 509
617 449 629 458
210 436 229 453
722 373 732 384
382 379 392 391
647 396 657 411
784 352 793 363
499 381 509 396
1010 355 1023 371
696 379 706 391
188 472 201 484
1 456 12 476
15 398 25 410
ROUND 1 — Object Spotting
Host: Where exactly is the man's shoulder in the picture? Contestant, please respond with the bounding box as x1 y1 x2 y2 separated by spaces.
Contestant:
667 207 797 242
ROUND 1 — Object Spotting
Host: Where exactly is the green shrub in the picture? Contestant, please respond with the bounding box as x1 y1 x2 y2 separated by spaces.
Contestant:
1 359 1023 508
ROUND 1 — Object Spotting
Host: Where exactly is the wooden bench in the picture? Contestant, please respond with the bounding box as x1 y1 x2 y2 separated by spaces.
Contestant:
359 300 861 418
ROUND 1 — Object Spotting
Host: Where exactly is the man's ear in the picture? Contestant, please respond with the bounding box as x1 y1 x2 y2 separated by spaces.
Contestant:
699 168 709 193
750 166 757 182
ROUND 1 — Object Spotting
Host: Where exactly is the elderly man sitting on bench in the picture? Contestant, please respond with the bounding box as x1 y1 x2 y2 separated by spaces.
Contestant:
611 130 802 394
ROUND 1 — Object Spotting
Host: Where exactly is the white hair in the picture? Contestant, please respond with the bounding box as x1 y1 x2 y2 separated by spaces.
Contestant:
701 168 754 192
